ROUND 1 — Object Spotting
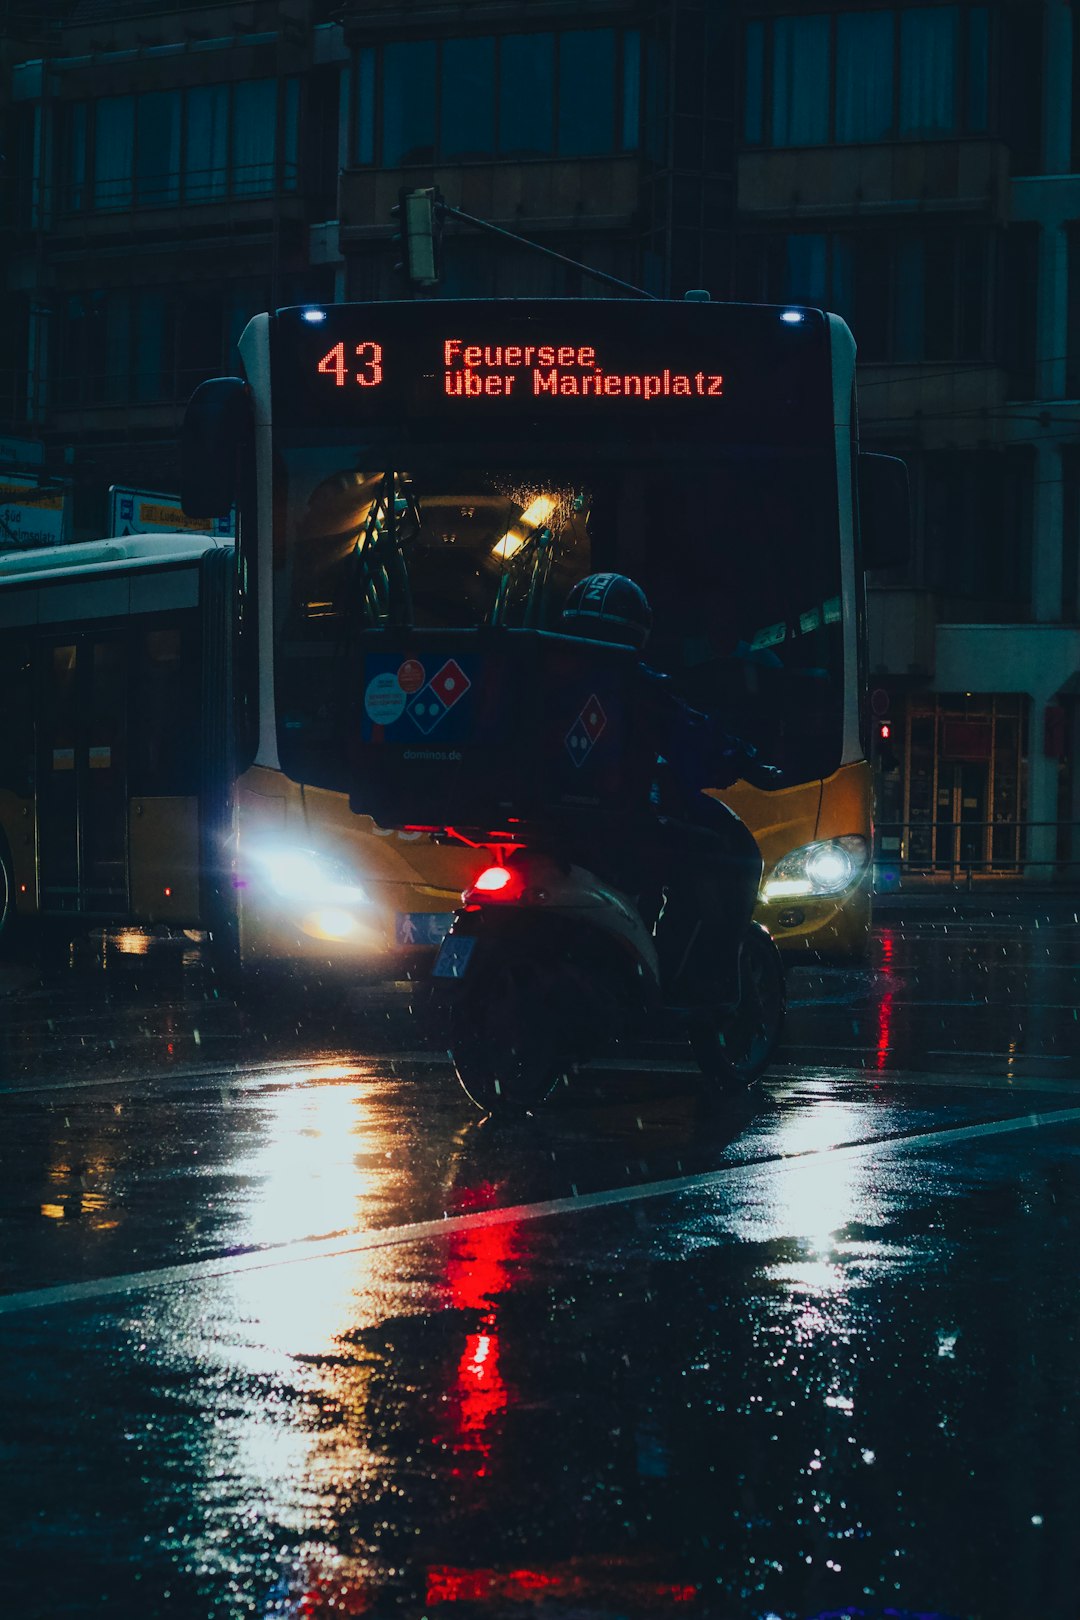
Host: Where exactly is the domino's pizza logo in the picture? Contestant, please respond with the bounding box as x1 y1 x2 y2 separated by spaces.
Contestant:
407 659 471 734
565 694 606 767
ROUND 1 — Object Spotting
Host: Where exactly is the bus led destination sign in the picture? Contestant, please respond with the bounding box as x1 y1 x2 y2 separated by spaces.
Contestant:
315 337 724 402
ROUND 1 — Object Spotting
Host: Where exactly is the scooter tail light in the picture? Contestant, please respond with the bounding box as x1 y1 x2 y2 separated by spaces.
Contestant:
466 865 522 902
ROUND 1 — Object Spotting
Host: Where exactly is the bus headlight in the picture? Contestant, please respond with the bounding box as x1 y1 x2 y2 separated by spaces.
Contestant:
762 836 869 901
249 846 370 907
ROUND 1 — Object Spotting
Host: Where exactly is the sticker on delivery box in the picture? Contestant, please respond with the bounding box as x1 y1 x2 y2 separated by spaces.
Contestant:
364 671 407 726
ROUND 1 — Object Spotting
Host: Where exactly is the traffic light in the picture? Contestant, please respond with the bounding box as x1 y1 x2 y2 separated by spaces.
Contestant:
875 719 898 772
391 186 442 289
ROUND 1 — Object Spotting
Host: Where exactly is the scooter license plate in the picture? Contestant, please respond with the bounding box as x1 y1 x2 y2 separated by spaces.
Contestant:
432 935 477 979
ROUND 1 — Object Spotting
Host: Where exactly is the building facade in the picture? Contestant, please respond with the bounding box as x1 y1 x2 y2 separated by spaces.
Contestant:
2 0 1078 877
730 0 1080 880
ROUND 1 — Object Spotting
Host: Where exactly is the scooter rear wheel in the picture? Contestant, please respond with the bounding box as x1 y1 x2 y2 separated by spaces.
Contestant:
449 953 575 1117
690 922 785 1091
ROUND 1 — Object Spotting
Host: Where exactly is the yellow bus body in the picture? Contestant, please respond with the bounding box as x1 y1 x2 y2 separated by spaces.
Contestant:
231 758 872 974
724 759 872 960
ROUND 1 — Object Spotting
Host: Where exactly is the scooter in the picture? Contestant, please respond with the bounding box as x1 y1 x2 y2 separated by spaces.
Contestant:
430 827 786 1118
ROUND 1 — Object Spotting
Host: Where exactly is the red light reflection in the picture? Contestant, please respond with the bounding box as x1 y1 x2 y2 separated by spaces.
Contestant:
440 1191 522 1471
876 928 896 1072
426 1564 697 1607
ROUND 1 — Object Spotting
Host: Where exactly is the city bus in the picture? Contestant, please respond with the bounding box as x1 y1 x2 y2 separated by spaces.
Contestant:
0 534 234 946
180 297 905 977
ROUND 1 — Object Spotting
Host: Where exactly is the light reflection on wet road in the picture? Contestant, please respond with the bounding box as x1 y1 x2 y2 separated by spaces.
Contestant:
2 896 1079 1620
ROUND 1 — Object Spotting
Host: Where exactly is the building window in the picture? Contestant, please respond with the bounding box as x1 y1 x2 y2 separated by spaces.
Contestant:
441 36 496 161
835 12 894 143
382 40 437 166
353 27 641 166
355 47 376 165
93 95 134 209
136 91 181 206
899 7 957 135
55 283 254 407
621 30 641 152
558 30 617 157
737 225 991 365
771 15 830 147
185 85 228 201
499 33 554 157
743 6 990 150
62 78 300 212
921 448 1032 606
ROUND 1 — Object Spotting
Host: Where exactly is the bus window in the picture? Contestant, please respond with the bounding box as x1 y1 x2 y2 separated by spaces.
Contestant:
38 644 80 908
0 639 33 798
131 624 200 796
83 637 128 909
274 447 842 792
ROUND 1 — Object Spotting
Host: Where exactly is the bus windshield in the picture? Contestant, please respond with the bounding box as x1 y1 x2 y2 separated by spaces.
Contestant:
274 439 843 793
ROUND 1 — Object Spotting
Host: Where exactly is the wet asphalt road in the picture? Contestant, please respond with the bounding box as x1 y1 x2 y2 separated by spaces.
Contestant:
2 897 1080 1620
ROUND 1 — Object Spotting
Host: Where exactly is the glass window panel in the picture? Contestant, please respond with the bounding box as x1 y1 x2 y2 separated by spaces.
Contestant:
783 233 828 305
900 7 958 135
282 76 300 190
232 79 276 195
558 30 616 155
835 11 895 142
894 235 926 359
134 290 168 402
499 33 554 155
65 102 87 210
643 34 666 163
184 84 228 200
924 233 956 355
136 90 180 205
103 291 130 403
852 234 890 359
440 36 495 159
382 40 436 165
93 95 134 210
743 21 765 143
621 29 641 150
771 15 830 146
967 6 989 130
355 47 376 163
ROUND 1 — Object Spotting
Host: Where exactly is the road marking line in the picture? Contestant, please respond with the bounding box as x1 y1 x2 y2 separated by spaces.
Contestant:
3 1106 1080 1318
0 1057 379 1098
4 1050 1078 1098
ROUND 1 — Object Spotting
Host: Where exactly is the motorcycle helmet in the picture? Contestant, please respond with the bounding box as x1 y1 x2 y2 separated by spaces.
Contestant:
561 573 652 650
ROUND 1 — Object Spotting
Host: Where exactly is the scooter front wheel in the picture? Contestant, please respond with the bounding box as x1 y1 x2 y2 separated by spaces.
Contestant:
449 952 575 1118
690 922 786 1092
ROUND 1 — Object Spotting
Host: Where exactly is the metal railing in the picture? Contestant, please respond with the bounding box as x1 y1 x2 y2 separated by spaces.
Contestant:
874 820 1080 888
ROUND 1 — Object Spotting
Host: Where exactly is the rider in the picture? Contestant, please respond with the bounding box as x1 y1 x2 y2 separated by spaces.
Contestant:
560 572 772 1019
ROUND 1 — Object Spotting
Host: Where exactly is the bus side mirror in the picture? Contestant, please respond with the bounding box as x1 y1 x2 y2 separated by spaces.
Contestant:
859 453 910 571
182 377 249 518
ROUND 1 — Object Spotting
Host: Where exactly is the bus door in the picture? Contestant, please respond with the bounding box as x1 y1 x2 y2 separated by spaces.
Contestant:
37 635 129 914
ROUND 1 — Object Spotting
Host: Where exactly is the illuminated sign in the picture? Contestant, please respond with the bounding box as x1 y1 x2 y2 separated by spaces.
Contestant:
107 484 235 540
314 337 723 402
0 477 68 550
273 300 831 446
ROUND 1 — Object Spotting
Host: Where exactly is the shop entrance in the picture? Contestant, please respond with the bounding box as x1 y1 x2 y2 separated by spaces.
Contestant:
904 696 1025 876
934 760 989 871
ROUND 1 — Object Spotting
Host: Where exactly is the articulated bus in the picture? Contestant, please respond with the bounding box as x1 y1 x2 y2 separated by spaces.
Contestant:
0 534 233 944
0 299 905 971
